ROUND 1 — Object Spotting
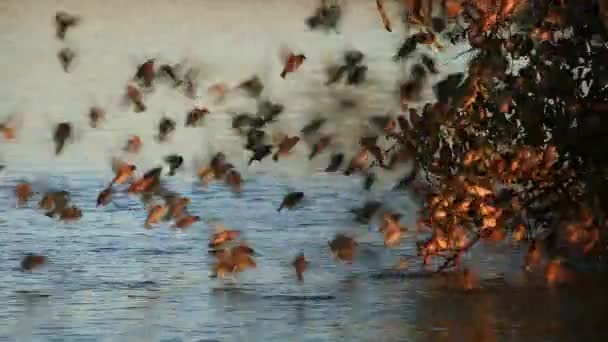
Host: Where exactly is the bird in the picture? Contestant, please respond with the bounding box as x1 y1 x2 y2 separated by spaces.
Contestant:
53 122 72 155
208 83 228 103
162 195 190 221
257 100 284 123
278 191 304 212
248 145 273 165
379 212 407 247
301 118 326 136
173 215 200 229
209 225 241 248
237 75 264 97
59 206 82 222
164 154 184 176
344 147 369 176
325 153 344 172
326 64 349 85
421 54 439 74
55 11 79 40
225 169 244 193
232 113 253 133
21 254 47 271
134 59 155 88
58 47 75 72
89 107 105 128
292 253 309 282
363 173 376 191
210 243 257 278
280 50 306 79
346 65 367 86
344 49 365 67
376 0 392 32
158 64 182 87
123 135 143 154
185 107 209 127
394 36 418 61
145 205 167 229
126 83 146 112
400 79 425 104
39 191 70 217
15 183 33 206
308 135 332 160
305 1 342 32
157 117 176 142
0 115 19 142
273 135 300 161
111 159 136 185
128 167 162 194
329 234 357 263
411 63 428 81
210 152 229 175
96 186 112 207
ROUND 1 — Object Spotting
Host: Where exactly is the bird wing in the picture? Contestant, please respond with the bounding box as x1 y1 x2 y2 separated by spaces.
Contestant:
376 0 392 32
285 136 301 150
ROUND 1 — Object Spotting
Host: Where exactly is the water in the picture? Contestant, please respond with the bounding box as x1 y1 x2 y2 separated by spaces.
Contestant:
1 1 608 341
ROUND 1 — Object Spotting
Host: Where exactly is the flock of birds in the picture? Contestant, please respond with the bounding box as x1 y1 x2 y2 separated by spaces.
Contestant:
10 1 480 283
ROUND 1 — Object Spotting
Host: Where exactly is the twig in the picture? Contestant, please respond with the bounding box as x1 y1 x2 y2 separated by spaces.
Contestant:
435 233 481 273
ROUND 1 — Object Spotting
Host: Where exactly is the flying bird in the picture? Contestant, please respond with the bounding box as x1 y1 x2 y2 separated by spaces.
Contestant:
55 11 79 40
376 0 392 32
53 122 72 155
280 47 306 79
278 191 304 212
292 253 309 282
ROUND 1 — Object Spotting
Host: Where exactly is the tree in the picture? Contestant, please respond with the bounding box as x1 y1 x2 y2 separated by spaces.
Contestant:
387 0 608 273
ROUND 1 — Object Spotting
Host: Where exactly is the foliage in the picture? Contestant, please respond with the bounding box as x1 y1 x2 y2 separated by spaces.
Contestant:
387 0 608 271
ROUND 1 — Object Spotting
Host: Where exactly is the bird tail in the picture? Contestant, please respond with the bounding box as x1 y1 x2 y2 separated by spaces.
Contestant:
134 101 146 113
55 140 65 155
272 152 279 162
280 70 287 79
296 272 303 282
308 146 318 160
277 205 283 212
248 158 254 166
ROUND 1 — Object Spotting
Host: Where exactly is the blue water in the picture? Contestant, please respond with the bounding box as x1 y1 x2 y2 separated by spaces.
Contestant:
2 0 608 341
2 173 608 342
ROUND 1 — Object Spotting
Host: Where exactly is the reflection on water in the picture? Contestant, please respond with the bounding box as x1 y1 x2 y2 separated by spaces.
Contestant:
414 280 608 342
